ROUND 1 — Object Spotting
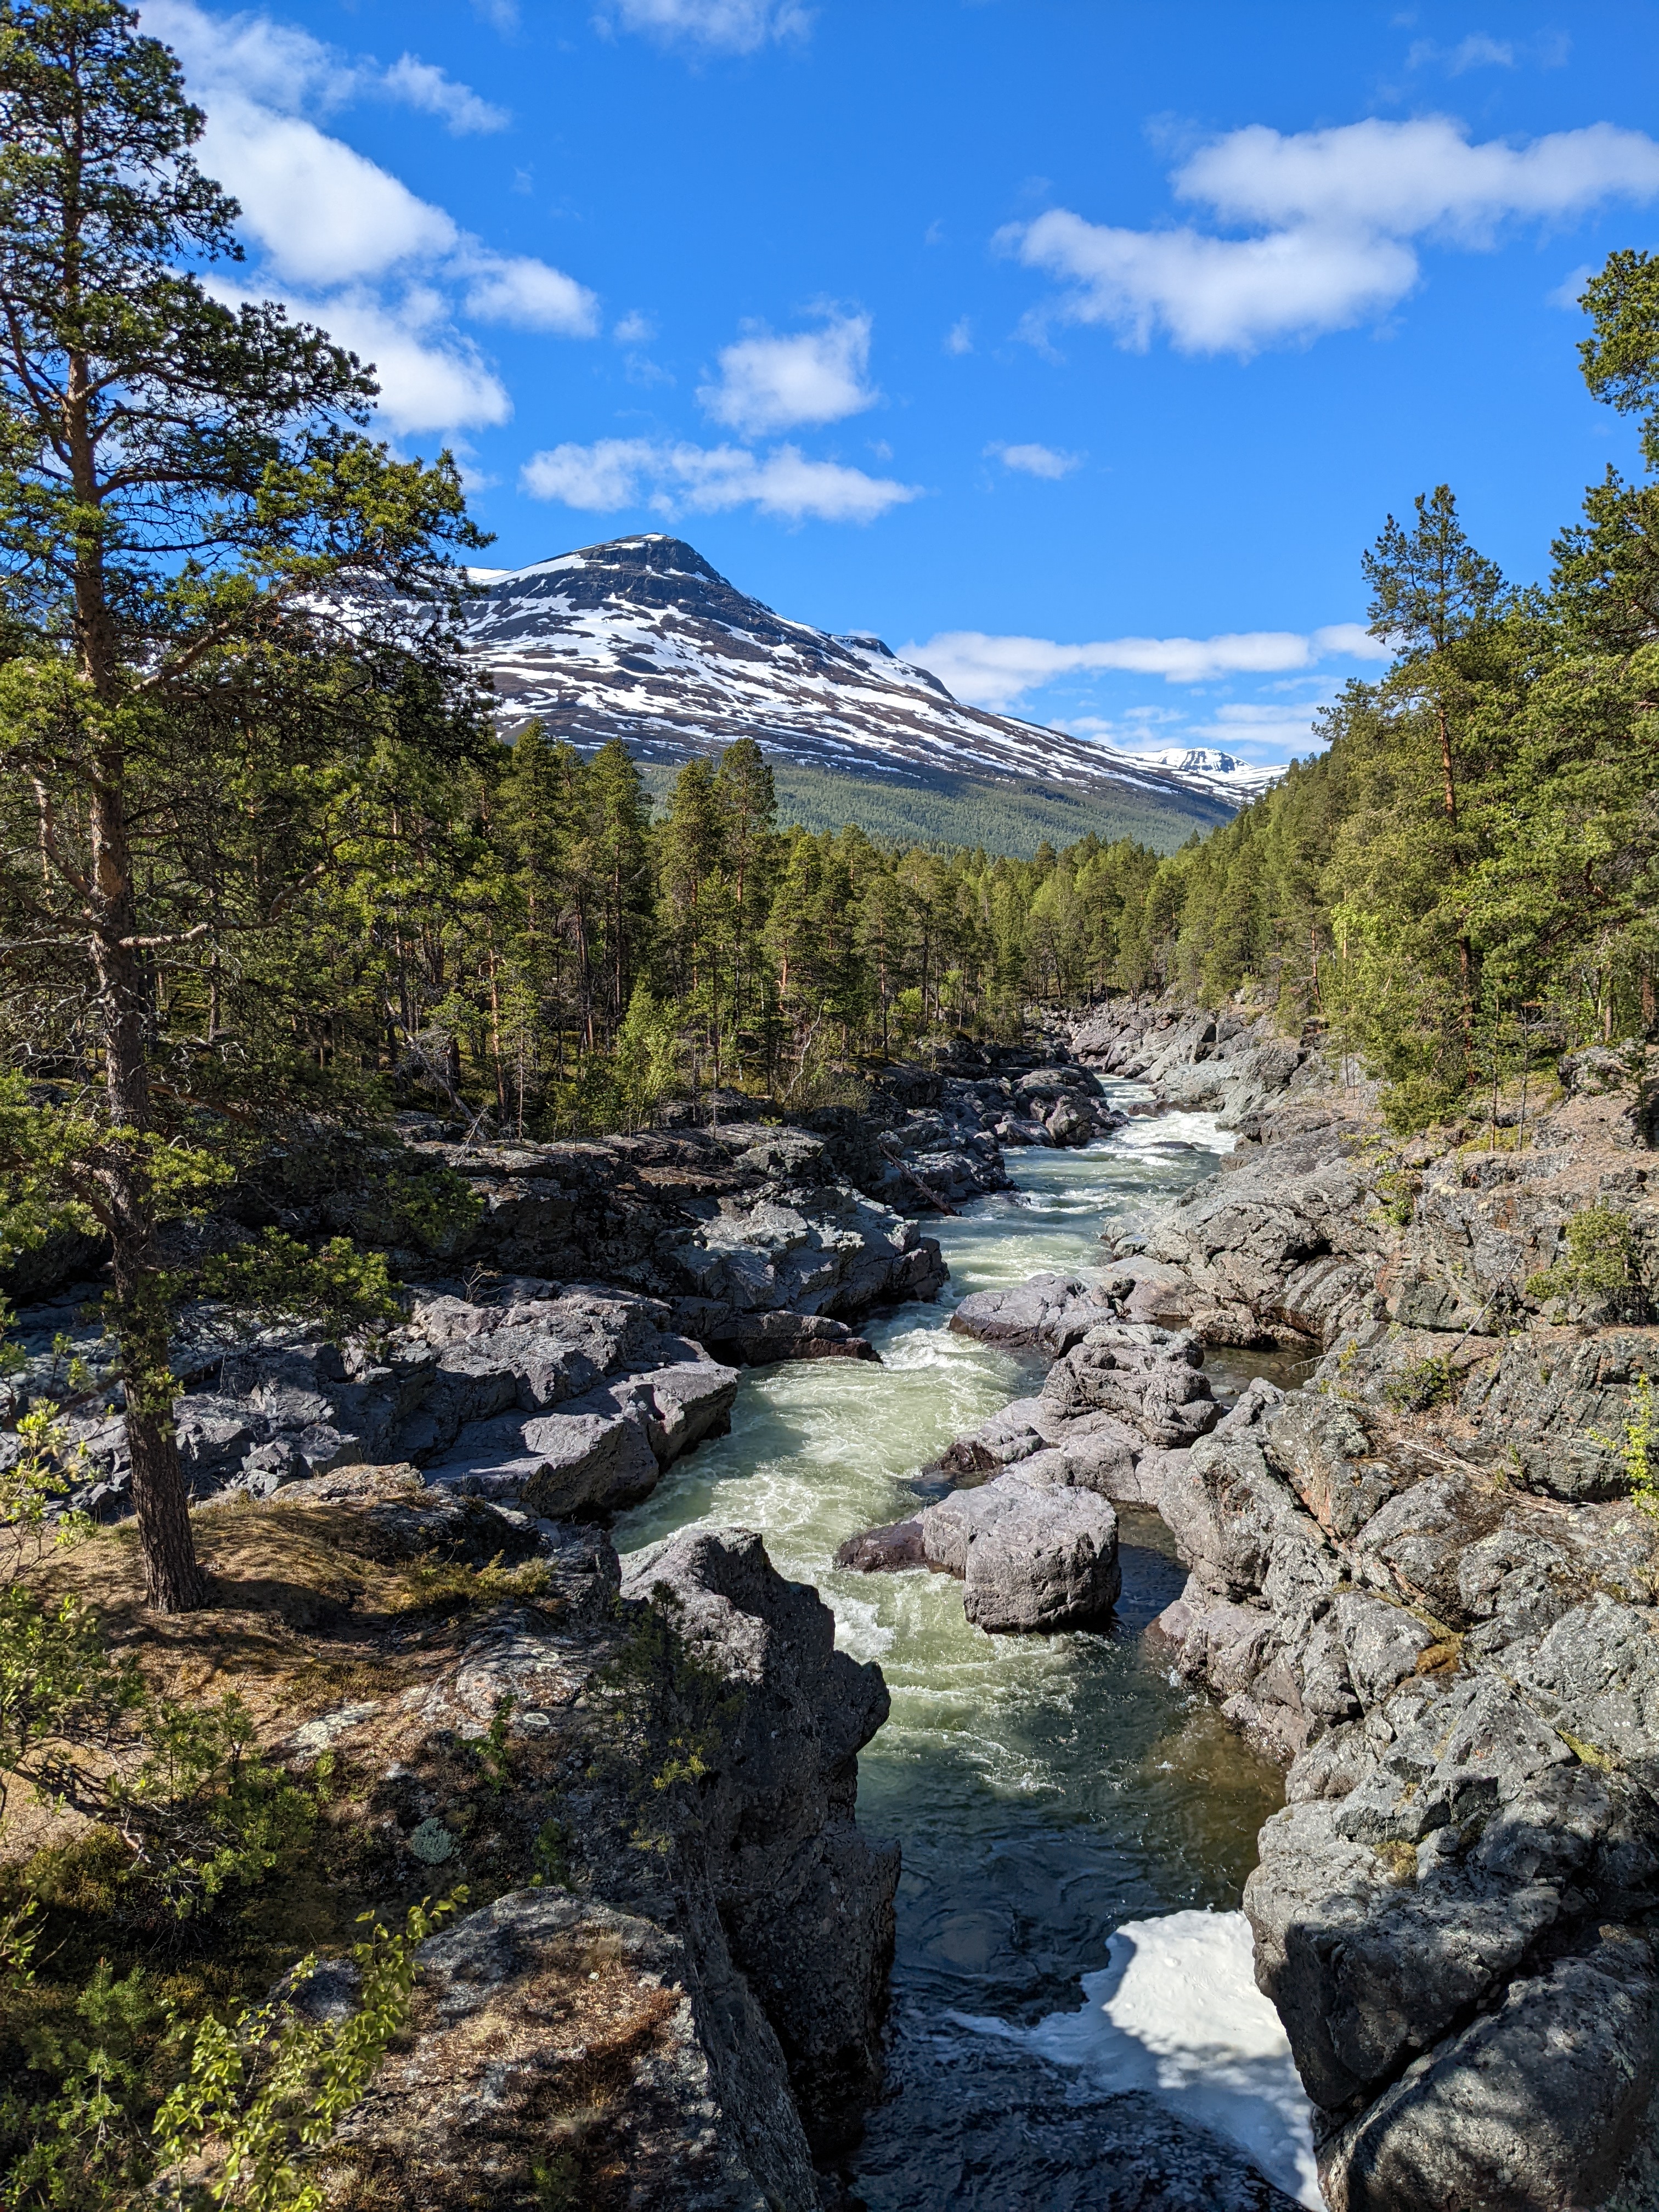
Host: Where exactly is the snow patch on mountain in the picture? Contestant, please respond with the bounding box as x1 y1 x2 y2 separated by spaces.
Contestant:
1133 747 1286 803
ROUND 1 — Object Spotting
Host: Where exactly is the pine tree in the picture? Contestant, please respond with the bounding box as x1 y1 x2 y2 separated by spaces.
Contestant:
0 0 483 1609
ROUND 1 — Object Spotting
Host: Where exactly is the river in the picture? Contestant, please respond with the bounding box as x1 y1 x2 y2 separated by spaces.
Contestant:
615 1088 1320 2205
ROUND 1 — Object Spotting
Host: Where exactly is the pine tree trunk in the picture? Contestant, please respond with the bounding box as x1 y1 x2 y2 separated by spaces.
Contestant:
91 776 206 1613
116 1264 207 1613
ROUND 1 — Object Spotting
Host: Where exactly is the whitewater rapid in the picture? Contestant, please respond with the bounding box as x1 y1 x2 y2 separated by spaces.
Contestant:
616 1094 1313 2203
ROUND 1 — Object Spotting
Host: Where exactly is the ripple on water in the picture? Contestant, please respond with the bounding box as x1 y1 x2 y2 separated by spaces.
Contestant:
613 1091 1293 2193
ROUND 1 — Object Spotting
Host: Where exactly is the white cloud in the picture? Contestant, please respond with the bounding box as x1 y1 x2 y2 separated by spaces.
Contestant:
521 437 918 523
1177 117 1659 238
1002 115 1659 356
142 0 349 108
945 316 974 356
613 311 657 343
1450 33 1515 71
1550 262 1595 309
138 0 597 436
382 54 510 134
144 3 507 128
1310 620 1385 658
604 0 812 51
902 624 1387 712
698 313 877 435
211 279 511 432
520 438 650 510
1007 207 1417 354
460 253 601 334
200 94 460 285
988 441 1082 479
1409 32 1514 72
473 0 519 27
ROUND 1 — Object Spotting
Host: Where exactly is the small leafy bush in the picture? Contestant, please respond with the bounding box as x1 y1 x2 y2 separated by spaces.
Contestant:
1373 1167 1422 1229
1528 1201 1644 1310
1385 1353 1458 1413
1593 1373 1657 1514
1 1893 463 2211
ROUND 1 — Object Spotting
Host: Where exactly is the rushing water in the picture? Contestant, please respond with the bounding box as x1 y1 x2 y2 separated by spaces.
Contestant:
615 1091 1304 2200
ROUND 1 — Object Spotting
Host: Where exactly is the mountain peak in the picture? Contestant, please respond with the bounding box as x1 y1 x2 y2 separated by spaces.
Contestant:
460 532 1251 834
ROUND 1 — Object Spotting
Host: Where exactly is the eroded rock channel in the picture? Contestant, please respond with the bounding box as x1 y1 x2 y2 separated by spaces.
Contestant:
12 1020 1657 2209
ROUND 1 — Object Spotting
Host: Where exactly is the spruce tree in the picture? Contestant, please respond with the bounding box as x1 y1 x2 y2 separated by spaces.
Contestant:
0 0 483 1609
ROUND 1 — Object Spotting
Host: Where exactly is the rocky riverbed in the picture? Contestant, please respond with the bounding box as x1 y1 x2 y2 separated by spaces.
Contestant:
10 1005 1655 2209
859 1001 1659 2212
3 1047 1128 1521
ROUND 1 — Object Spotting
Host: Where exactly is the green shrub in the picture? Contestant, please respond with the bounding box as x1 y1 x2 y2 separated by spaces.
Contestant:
1593 1374 1657 1513
1 1893 462 2211
1385 1353 1458 1412
1527 1203 1645 1310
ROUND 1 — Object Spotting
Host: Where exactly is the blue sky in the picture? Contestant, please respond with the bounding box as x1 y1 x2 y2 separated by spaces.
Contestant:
141 0 1659 764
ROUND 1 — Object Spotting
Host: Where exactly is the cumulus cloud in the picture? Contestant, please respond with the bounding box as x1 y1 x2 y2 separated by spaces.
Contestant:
137 0 597 435
200 97 460 285
459 253 601 335
382 54 510 134
614 311 657 343
902 624 1387 713
988 441 1082 479
1001 114 1659 356
698 313 877 435
266 290 511 433
521 437 918 523
603 0 812 52
945 316 974 356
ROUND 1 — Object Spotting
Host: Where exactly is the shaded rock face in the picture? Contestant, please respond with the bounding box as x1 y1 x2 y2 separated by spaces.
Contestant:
271 1474 893 2208
419 1122 949 1327
619 1527 898 2154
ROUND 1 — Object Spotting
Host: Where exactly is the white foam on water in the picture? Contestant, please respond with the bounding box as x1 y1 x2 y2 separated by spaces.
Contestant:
952 1908 1321 2207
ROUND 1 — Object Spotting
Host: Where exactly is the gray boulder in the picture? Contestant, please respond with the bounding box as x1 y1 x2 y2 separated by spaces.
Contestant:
949 1272 1102 1355
920 1474 1121 1632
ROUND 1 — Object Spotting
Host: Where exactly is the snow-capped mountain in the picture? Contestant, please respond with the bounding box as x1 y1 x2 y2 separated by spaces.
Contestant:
1134 747 1286 805
461 535 1240 825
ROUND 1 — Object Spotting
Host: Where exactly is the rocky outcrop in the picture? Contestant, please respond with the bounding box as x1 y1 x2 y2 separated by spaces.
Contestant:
1042 1000 1659 2211
321 1887 812 2212
839 1316 1221 1628
13 1122 949 1524
210 1471 894 2209
619 1527 898 2151
862 1002 1659 2209
1190 1389 1659 2210
1068 1003 1327 1127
